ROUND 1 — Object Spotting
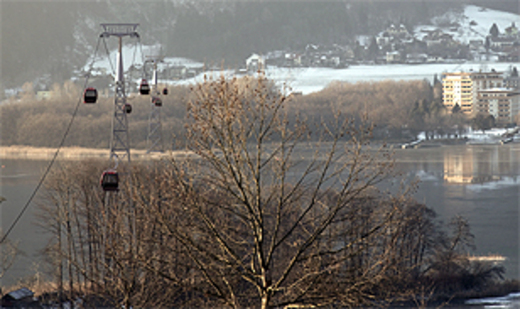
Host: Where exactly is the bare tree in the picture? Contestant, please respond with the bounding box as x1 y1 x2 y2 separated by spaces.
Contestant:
33 74 506 308
0 196 18 299
0 230 19 293
139 74 409 308
39 160 154 308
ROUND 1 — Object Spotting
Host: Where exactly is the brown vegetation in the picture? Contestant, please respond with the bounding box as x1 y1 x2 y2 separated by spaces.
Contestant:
0 81 188 149
1 76 468 150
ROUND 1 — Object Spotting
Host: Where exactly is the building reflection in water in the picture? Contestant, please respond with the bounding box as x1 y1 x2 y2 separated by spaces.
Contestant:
443 146 517 184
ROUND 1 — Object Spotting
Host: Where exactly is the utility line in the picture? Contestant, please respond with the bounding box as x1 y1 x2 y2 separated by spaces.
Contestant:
0 36 103 245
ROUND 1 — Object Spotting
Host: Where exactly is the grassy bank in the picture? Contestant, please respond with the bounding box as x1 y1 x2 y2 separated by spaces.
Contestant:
0 146 191 161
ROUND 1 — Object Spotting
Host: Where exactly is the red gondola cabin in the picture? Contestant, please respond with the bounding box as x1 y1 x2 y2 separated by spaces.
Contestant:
84 87 98 104
100 170 119 191
152 97 162 107
139 79 150 95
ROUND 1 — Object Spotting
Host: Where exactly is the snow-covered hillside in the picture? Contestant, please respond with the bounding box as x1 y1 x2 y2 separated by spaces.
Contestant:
73 4 520 96
414 5 520 43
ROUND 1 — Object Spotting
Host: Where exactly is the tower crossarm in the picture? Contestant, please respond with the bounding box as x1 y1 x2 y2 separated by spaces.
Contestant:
100 23 140 38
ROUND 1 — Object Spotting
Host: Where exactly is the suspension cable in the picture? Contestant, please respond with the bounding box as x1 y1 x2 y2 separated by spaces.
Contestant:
102 36 116 78
0 36 104 245
139 38 147 80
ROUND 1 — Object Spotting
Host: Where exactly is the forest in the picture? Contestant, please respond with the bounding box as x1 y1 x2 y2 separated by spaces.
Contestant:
0 76 517 308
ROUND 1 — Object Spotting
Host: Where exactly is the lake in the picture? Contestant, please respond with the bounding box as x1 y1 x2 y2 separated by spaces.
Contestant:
0 144 519 290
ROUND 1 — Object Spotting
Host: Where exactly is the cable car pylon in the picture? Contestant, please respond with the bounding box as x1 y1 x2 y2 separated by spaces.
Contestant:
144 55 166 154
100 23 140 163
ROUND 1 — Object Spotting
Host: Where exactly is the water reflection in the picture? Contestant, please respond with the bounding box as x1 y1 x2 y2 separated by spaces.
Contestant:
443 145 520 185
395 144 520 281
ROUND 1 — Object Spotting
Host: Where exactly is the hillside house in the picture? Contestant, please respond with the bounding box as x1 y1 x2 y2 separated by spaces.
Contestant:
504 73 520 90
504 22 519 38
385 24 412 39
489 36 516 50
406 53 428 64
498 46 520 62
469 39 484 50
422 30 455 48
246 54 265 73
284 53 302 67
386 51 402 63
376 32 392 46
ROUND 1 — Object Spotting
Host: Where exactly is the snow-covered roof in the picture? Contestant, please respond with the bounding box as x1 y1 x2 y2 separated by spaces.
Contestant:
6 287 34 300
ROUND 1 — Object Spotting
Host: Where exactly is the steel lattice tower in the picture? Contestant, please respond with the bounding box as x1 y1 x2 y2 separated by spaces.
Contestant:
100 23 140 162
146 57 165 153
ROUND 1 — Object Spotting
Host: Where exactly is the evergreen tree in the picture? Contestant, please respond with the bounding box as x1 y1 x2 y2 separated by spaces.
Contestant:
489 23 500 37
485 36 491 51
451 103 461 114
367 37 379 61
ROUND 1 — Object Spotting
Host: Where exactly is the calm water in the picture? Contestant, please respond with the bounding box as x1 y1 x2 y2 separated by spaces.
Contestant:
0 145 519 290
394 144 519 282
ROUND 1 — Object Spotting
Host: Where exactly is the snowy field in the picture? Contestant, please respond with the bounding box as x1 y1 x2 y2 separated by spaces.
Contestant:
415 5 520 43
258 62 518 94
161 61 519 95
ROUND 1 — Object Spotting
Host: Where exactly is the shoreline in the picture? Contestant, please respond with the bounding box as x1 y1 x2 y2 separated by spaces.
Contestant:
0 146 194 161
0 140 514 160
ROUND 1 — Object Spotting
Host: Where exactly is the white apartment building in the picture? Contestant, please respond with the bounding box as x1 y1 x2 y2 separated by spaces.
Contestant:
442 70 504 115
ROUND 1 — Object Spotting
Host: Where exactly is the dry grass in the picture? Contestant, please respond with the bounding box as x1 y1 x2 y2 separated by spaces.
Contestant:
0 146 195 161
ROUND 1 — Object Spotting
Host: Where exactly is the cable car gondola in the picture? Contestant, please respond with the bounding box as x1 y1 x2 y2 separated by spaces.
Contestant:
124 103 132 114
100 169 119 191
162 87 168 95
84 87 98 104
152 97 162 107
139 79 150 95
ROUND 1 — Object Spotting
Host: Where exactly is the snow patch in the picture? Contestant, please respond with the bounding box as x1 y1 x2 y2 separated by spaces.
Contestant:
416 5 520 44
466 292 520 306
415 170 438 181
467 177 520 192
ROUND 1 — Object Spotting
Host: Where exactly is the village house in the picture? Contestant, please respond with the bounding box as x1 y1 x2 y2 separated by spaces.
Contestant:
504 71 520 90
386 51 402 63
488 36 516 50
504 22 519 38
385 24 412 39
246 53 265 73
421 29 455 48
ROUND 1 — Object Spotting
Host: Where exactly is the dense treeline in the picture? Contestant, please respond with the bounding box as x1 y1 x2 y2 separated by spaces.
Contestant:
0 81 188 149
1 77 456 148
26 76 511 308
